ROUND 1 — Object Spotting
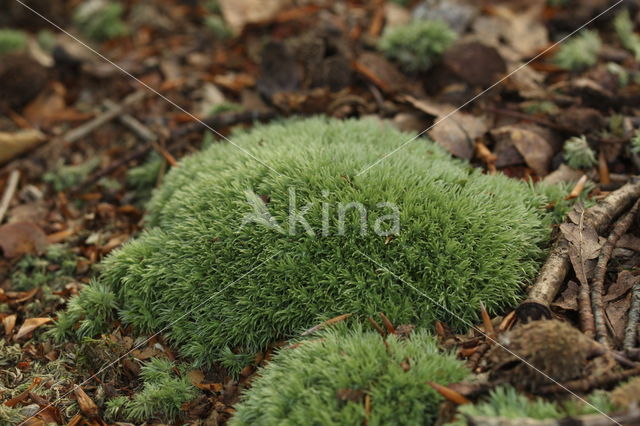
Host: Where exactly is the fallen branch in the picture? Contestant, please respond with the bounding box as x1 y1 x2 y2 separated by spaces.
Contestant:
577 280 595 338
0 169 20 224
624 281 640 351
517 179 640 321
591 199 640 346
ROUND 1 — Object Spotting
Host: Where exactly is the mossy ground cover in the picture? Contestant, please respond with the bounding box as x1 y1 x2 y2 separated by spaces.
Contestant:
231 325 469 425
56 117 555 368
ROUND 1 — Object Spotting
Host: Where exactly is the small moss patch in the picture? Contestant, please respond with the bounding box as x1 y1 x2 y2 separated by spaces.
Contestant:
231 326 469 425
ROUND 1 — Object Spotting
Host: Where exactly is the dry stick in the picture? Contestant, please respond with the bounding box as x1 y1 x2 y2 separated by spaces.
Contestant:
592 199 640 346
103 99 177 167
517 179 640 322
624 281 640 351
0 169 20 224
72 109 277 194
578 280 596 339
64 90 147 144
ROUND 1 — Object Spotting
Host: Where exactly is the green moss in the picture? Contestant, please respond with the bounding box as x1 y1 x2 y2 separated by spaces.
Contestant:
631 130 640 154
378 20 456 72
127 152 164 190
43 158 101 192
73 1 128 42
0 28 27 56
232 325 469 425
106 358 198 423
451 386 613 424
613 10 640 60
57 117 553 369
553 30 601 71
11 244 77 292
205 15 233 39
563 135 597 169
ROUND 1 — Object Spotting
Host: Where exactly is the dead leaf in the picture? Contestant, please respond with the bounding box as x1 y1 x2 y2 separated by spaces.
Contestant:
15 317 52 340
4 377 41 407
2 313 16 335
617 234 640 252
354 52 409 94
73 386 100 420
0 129 47 165
605 296 630 344
560 206 601 286
443 41 506 87
552 280 580 312
490 125 554 176
401 96 487 159
219 0 291 33
0 222 48 258
605 271 639 303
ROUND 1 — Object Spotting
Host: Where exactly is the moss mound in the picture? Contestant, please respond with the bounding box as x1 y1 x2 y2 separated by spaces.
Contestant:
231 326 469 425
58 117 552 365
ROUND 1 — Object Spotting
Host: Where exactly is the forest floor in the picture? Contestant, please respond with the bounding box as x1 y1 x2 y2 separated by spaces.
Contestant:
2 0 640 424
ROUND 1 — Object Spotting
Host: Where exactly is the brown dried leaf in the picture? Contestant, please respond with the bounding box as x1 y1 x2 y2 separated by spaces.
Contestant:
490 125 554 176
219 0 291 33
0 222 48 258
605 296 630 344
73 386 100 419
401 96 487 159
552 280 580 312
442 41 506 87
15 317 52 339
2 313 17 335
560 207 601 286
605 271 639 303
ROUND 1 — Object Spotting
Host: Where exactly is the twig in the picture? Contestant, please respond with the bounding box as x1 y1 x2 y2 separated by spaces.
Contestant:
592 199 640 346
103 99 157 143
0 169 19 224
565 174 588 200
517 179 640 322
367 317 386 337
427 381 470 405
624 281 640 351
300 313 352 336
578 281 595 339
103 99 177 167
64 91 147 144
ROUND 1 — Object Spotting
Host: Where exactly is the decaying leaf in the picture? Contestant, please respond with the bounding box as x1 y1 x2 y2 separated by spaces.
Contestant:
605 270 639 303
552 280 580 312
15 317 52 339
73 385 101 420
219 0 291 33
0 129 47 165
490 125 554 176
401 95 487 159
0 222 48 258
560 206 602 287
2 313 17 335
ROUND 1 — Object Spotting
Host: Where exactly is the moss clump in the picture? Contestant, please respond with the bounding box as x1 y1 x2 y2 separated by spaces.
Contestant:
232 326 468 425
378 20 456 72
105 358 198 423
57 117 553 367
73 0 128 42
613 10 640 60
563 135 597 169
553 30 601 71
0 28 27 56
452 386 613 425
